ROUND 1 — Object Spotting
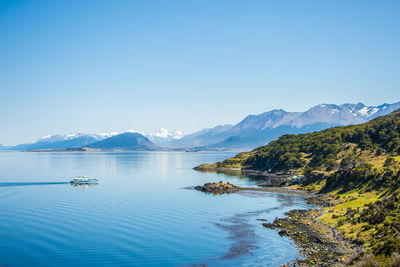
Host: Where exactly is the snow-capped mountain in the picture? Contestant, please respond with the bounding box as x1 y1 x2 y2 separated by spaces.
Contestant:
7 129 184 151
147 128 184 145
164 101 400 150
9 133 113 151
231 110 301 131
7 132 122 151
286 103 399 128
38 132 118 143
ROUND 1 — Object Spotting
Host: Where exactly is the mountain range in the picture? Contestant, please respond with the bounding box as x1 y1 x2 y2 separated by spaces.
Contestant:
163 102 400 151
1 101 399 151
5 133 116 151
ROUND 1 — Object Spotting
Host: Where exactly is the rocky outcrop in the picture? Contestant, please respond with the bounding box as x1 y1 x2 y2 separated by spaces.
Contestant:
194 181 239 194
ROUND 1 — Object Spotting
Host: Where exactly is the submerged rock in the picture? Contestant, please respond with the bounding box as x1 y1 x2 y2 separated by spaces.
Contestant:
194 181 239 195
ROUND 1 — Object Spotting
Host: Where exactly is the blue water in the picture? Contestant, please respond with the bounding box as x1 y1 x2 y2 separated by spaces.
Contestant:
0 152 312 266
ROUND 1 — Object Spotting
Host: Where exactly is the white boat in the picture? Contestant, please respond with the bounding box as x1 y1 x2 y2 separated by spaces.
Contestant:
70 176 98 185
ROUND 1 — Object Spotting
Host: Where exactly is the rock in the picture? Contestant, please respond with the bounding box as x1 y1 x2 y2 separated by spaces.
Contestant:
194 181 239 195
278 230 288 236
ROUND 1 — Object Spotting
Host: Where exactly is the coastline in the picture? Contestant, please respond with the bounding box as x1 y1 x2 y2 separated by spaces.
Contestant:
262 194 362 266
242 187 361 265
193 166 290 186
193 171 363 266
239 186 313 197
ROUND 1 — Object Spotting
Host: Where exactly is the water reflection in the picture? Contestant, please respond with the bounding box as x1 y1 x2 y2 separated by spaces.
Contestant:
70 183 98 189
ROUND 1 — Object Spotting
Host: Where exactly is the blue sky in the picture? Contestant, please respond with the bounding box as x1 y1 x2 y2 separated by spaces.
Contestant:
1 0 399 145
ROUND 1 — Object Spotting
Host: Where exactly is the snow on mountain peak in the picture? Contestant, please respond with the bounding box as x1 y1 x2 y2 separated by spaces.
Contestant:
39 132 118 143
125 129 146 136
370 107 379 115
357 107 369 116
356 106 380 116
173 130 184 139
154 128 169 138
150 128 184 140
97 132 119 138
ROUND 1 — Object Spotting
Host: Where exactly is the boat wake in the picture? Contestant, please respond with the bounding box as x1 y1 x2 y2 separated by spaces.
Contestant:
0 182 69 187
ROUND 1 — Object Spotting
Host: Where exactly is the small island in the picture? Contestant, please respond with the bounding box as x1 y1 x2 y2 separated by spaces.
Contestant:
194 181 312 196
194 181 239 194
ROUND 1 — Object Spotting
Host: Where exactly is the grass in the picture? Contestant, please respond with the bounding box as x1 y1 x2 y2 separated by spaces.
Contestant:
290 179 327 192
318 190 383 250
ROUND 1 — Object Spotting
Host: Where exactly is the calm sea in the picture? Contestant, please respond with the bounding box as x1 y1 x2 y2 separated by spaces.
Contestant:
0 152 312 266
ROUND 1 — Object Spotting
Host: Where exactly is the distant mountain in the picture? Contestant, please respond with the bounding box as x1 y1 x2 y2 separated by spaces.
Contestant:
5 131 165 152
9 133 113 151
232 109 301 131
85 132 159 151
162 124 234 148
146 128 184 145
165 102 400 151
5 101 399 152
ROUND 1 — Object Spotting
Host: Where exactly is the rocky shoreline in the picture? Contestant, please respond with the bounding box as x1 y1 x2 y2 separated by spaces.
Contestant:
263 210 361 266
194 182 362 266
193 166 289 185
263 194 363 266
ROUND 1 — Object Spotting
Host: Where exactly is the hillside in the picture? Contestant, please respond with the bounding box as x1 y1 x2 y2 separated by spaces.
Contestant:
197 109 400 265
85 132 160 151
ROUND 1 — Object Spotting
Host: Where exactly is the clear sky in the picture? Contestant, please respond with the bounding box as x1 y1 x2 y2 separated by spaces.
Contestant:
1 0 399 145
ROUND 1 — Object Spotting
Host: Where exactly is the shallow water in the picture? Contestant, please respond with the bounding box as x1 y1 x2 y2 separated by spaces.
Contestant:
0 152 312 266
